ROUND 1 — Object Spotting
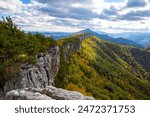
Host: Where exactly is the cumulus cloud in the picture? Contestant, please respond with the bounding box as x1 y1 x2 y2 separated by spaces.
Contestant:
126 0 147 8
104 0 124 3
118 9 150 21
32 0 99 20
0 0 150 33
0 0 24 14
35 0 90 4
39 7 99 20
98 0 150 21
102 6 118 16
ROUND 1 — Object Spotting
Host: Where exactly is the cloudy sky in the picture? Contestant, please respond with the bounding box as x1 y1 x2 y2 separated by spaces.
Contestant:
0 0 150 33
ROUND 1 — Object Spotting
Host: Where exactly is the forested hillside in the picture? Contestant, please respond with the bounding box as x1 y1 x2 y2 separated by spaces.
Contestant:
55 35 150 99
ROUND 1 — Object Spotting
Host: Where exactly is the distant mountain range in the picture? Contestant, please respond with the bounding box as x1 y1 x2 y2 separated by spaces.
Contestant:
110 32 150 46
75 29 143 48
31 29 147 48
30 31 71 40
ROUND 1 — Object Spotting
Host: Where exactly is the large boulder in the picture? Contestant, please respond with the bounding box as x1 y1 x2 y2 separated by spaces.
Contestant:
5 86 95 100
5 89 52 100
43 86 95 100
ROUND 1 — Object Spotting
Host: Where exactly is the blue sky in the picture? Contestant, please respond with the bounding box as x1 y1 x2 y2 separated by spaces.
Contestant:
21 0 31 4
0 0 150 33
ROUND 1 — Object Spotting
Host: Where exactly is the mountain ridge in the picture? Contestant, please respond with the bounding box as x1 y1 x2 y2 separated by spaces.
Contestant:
75 29 143 48
30 29 143 48
110 32 150 46
55 34 150 99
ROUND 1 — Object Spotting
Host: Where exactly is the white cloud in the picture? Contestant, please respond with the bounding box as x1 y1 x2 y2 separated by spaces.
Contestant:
0 0 150 33
0 0 23 14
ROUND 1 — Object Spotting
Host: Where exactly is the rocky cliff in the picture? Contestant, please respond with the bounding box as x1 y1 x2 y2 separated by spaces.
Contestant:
62 33 93 60
4 46 60 93
3 35 94 100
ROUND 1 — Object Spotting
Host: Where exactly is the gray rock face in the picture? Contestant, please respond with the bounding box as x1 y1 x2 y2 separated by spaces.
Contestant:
63 42 82 61
63 33 93 60
6 89 52 100
44 86 95 100
48 46 60 84
77 33 93 41
6 86 94 100
4 46 60 93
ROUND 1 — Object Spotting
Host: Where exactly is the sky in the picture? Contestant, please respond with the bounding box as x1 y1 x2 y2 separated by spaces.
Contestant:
0 0 150 33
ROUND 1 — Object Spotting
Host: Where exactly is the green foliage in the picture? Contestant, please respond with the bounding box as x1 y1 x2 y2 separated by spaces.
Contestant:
56 35 150 100
55 47 68 88
0 17 56 82
55 36 82 88
1 17 150 100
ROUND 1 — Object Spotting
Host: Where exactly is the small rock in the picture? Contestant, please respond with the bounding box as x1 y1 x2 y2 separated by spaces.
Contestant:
5 90 19 100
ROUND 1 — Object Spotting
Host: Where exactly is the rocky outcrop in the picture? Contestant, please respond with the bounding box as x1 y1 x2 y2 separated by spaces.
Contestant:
5 89 52 100
77 33 93 41
43 86 94 100
4 46 60 93
63 33 93 60
3 38 95 100
6 86 94 100
48 46 60 82
63 42 81 60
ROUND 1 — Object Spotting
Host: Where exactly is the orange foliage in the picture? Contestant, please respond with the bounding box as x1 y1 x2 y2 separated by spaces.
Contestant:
66 83 92 96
